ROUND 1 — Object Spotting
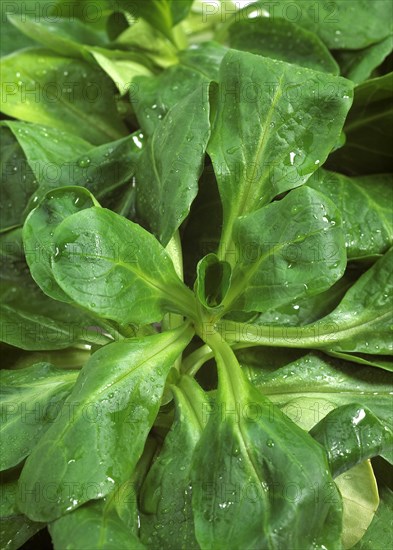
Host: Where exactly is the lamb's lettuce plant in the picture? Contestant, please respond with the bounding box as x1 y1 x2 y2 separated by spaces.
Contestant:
1 1 392 549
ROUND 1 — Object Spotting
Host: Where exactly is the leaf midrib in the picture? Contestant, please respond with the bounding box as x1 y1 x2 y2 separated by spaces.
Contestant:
237 73 285 219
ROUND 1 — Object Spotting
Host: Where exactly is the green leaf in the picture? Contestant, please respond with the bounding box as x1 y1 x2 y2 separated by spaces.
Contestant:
310 404 393 477
191 340 342 549
336 36 393 85
9 122 141 210
0 474 43 550
116 18 178 69
90 47 153 94
352 486 393 549
294 0 392 49
169 0 194 26
51 207 197 324
311 248 393 354
0 279 109 350
195 253 231 310
132 42 225 134
329 73 393 174
0 48 128 144
245 350 388 547
119 0 192 43
4 121 92 189
0 363 78 470
207 49 353 256
244 1 393 50
228 16 339 74
246 352 393 431
237 347 306 374
124 0 174 42
49 485 145 550
308 170 393 260
140 376 205 548
0 8 37 57
0 346 90 372
7 15 107 58
43 0 113 25
23 187 100 302
0 228 30 282
17 325 194 522
136 84 211 246
4 121 140 228
224 186 346 313
325 350 393 372
221 249 392 355
336 461 379 549
253 275 350 328
178 42 227 79
0 127 38 232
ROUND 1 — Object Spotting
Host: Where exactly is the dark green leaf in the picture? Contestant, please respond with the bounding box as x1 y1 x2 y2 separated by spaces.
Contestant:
0 7 37 57
325 350 393 372
237 347 306 374
221 249 392 356
140 376 205 548
191 342 342 549
0 127 38 232
132 41 226 134
44 0 113 25
336 36 393 85
17 326 194 521
51 207 196 324
293 0 392 49
169 0 194 26
178 42 227 80
224 186 346 313
228 17 339 74
0 474 43 550
308 170 393 259
329 73 393 174
4 121 92 190
136 84 211 246
253 275 350 328
122 0 174 42
8 122 142 209
118 0 192 42
241 1 392 50
0 363 78 470
0 228 30 282
0 346 90 372
0 279 109 350
0 48 128 144
23 187 100 302
310 404 393 477
207 49 353 256
311 248 393 354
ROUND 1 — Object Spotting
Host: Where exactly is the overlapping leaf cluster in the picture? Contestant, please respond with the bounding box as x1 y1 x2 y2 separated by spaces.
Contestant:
1 1 392 549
